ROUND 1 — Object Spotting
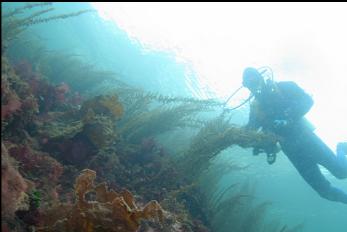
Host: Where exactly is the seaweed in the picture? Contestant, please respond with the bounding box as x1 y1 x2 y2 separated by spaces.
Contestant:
37 53 119 93
179 115 279 179
115 88 224 144
1 142 29 220
2 2 95 53
37 169 164 232
196 162 305 232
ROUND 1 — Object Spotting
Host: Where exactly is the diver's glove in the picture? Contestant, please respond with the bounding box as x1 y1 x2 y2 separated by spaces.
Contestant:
273 119 289 128
252 142 281 165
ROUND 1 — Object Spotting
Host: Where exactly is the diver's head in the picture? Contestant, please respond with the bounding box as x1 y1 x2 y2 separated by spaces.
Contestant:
242 67 265 95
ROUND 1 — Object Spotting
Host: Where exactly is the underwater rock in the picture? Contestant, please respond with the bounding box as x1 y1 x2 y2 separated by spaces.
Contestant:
35 94 123 165
82 115 117 149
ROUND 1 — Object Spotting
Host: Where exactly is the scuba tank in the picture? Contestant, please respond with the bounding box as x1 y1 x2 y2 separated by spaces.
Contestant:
299 117 316 131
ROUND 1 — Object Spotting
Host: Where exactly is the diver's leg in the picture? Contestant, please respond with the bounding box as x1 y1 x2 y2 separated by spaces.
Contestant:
286 151 347 204
337 142 347 164
310 135 347 179
318 147 347 179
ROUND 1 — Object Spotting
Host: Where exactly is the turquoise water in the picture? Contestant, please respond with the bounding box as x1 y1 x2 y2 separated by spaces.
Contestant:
2 2 346 232
18 2 202 98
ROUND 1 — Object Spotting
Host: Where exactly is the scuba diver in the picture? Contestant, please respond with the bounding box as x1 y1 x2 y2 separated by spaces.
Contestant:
240 67 347 204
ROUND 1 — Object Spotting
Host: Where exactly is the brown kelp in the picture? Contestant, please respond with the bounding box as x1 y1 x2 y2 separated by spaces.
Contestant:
37 169 164 232
179 114 279 180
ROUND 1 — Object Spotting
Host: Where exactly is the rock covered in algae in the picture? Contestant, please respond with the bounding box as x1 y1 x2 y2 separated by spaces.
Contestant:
80 95 123 120
37 94 124 151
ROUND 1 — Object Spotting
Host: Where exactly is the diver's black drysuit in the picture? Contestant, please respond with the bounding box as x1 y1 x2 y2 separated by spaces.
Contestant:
247 81 347 204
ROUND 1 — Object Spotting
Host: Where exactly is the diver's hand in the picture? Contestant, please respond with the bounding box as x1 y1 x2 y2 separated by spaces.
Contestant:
273 119 288 128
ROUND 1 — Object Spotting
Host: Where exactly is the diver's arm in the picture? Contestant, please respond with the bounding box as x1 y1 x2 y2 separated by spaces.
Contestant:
245 100 261 130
